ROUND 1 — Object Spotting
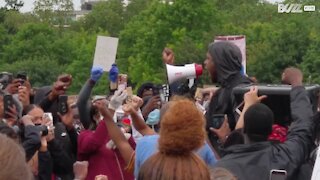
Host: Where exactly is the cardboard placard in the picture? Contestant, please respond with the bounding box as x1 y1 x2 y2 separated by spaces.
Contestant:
93 36 119 72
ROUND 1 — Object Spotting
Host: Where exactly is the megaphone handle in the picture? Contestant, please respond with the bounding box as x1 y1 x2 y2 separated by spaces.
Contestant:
188 79 195 88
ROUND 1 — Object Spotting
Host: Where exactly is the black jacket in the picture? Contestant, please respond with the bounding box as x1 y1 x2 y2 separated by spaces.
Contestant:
36 151 53 180
34 87 77 180
214 86 315 180
22 125 41 161
76 79 95 130
206 73 251 156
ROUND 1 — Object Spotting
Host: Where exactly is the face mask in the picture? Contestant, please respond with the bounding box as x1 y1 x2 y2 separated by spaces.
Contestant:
146 109 160 126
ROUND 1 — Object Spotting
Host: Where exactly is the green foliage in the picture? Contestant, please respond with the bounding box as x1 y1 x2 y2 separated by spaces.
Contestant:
118 0 221 88
2 23 57 63
124 0 151 23
0 58 64 87
76 0 124 36
33 0 74 25
301 29 320 84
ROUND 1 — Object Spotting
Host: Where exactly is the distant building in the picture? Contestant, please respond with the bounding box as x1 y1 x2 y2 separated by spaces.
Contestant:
80 0 129 10
71 10 91 21
70 0 131 21
81 0 108 10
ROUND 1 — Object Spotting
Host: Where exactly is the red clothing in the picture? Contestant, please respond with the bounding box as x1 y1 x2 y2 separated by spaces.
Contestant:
78 120 135 180
268 124 288 143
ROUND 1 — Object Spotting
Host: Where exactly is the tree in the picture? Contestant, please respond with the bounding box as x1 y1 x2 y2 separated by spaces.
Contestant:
33 0 73 25
124 0 151 23
300 29 320 84
2 23 58 63
118 0 221 88
77 0 124 36
0 58 64 88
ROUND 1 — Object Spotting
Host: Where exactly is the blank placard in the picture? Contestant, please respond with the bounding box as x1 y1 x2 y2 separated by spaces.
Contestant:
93 36 119 71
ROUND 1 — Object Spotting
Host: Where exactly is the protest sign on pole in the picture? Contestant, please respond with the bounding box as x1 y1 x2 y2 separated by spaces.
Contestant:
214 35 246 74
93 36 119 72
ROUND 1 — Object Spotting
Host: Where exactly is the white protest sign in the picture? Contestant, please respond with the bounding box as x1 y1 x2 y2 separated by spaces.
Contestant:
93 36 119 71
312 147 320 180
214 35 246 74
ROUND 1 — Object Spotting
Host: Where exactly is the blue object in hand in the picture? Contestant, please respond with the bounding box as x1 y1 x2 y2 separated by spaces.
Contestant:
109 64 119 83
91 66 104 82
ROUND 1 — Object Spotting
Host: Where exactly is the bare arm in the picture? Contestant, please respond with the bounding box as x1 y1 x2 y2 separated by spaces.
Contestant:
129 109 156 136
122 95 156 136
235 86 267 130
95 100 134 164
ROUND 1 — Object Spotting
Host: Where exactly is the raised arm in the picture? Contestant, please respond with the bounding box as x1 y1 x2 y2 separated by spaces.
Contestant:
123 95 156 136
76 67 103 129
76 79 95 129
94 98 134 165
280 67 314 165
235 86 267 130
38 74 72 112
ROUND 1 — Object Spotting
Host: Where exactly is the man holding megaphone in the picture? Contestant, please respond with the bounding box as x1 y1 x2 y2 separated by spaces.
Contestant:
163 42 252 157
162 48 203 99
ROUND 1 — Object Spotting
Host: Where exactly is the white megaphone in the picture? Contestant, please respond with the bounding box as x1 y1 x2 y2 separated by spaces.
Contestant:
166 63 203 88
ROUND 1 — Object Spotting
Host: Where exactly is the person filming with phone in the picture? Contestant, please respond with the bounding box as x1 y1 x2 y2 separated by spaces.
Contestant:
21 104 74 180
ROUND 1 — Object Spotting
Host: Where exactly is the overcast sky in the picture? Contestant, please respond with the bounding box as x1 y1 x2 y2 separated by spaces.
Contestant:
0 0 82 12
0 0 284 13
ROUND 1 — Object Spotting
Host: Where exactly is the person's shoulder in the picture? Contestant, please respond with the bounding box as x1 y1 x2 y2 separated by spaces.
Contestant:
136 135 159 162
140 134 159 141
137 134 159 145
197 142 214 155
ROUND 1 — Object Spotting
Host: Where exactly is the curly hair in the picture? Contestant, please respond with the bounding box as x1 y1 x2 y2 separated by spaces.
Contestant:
159 99 206 155
138 99 209 180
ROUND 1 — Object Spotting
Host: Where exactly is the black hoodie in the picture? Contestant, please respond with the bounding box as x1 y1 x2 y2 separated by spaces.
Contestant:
205 41 252 156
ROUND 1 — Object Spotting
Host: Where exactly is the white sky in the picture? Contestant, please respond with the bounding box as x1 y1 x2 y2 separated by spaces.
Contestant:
0 0 82 12
0 0 284 13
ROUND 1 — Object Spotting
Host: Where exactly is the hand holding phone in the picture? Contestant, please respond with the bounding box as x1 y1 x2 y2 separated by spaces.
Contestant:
16 72 27 85
118 74 127 91
4 94 14 119
208 114 225 129
235 101 245 115
195 88 204 101
208 114 231 143
43 112 53 128
58 95 68 115
125 87 133 103
153 85 166 104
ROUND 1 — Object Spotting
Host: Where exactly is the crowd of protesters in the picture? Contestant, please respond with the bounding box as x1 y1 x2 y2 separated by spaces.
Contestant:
0 41 319 180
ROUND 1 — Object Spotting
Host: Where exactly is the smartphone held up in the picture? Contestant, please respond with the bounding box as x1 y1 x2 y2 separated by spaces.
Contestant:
3 94 14 119
207 114 225 129
58 95 68 115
